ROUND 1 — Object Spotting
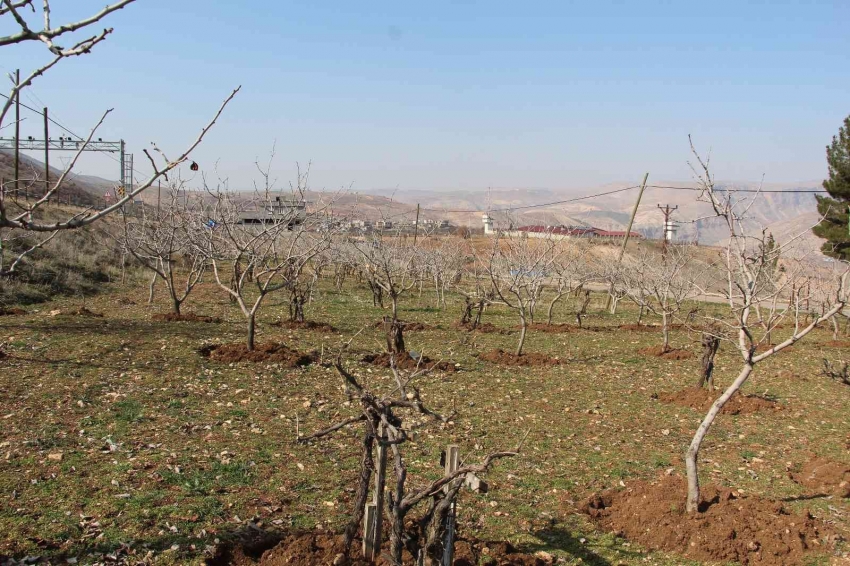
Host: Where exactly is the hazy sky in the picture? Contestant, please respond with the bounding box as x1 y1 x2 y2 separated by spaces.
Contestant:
3 0 848 192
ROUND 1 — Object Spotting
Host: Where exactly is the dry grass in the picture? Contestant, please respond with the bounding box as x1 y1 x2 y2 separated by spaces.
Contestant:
0 277 847 565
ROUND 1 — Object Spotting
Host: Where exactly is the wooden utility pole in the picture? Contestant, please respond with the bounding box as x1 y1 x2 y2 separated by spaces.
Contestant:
43 107 49 200
605 173 649 310
413 203 421 245
14 69 20 201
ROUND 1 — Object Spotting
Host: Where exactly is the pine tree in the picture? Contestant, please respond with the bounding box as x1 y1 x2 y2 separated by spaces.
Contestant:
813 115 850 260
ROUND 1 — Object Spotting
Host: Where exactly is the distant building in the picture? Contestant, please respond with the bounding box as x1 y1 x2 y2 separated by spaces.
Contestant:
503 225 643 240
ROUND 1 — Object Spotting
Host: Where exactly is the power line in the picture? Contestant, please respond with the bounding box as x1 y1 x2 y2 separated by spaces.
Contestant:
648 184 827 194
0 91 149 181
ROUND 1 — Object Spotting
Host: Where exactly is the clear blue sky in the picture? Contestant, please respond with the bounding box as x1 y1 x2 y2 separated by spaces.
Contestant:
4 0 849 191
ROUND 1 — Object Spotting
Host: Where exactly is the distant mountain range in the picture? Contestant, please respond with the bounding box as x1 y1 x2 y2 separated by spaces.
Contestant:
1 149 828 253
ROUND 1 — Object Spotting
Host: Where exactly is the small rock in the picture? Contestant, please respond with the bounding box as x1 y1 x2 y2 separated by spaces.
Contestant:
47 452 63 461
332 553 345 565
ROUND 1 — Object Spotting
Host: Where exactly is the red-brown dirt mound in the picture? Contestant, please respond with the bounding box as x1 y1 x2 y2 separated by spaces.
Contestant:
361 351 458 372
638 346 694 360
619 323 685 333
152 313 222 323
213 530 552 566
269 319 337 332
790 457 850 498
0 307 27 316
199 343 317 366
454 321 510 334
373 320 433 331
525 323 580 333
825 340 850 349
478 349 561 366
582 474 836 566
657 387 781 415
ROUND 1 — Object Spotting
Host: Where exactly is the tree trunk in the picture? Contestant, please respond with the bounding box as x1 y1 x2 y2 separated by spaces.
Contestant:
171 293 181 316
686 363 753 512
698 334 720 389
386 317 406 354
147 272 157 304
247 313 256 351
661 313 670 352
832 316 840 341
460 297 474 326
516 315 527 356
343 432 375 555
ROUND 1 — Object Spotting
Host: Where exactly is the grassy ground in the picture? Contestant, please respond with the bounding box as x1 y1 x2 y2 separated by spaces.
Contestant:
0 276 848 565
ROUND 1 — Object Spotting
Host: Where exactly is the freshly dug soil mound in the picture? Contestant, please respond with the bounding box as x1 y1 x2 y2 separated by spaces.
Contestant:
478 349 561 366
638 346 694 360
0 307 27 316
372 320 432 331
199 343 317 366
454 321 509 334
658 387 780 415
525 323 580 334
269 319 337 332
361 351 458 372
582 474 836 566
213 530 552 566
790 457 850 498
152 312 222 323
70 306 103 317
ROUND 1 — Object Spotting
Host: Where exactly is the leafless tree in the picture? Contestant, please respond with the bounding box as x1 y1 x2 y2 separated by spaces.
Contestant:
0 1 238 277
485 232 560 356
619 244 700 352
298 351 521 564
454 252 494 330
351 229 422 354
683 137 849 513
544 244 592 325
113 184 206 316
193 168 328 350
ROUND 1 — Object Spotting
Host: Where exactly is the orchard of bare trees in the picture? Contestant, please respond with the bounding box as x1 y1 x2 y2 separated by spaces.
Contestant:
2 5 850 565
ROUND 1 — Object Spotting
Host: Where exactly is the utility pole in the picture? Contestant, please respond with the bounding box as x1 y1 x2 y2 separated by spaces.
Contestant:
43 107 49 201
605 173 649 311
157 178 161 211
658 204 678 258
14 69 20 202
413 203 420 245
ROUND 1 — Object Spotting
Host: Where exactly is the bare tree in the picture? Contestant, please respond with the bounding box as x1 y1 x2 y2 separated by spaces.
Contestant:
114 184 206 316
544 244 592 325
455 252 494 330
298 351 521 564
619 244 699 352
194 169 327 350
0 1 238 276
351 229 422 354
485 231 560 356
683 138 849 513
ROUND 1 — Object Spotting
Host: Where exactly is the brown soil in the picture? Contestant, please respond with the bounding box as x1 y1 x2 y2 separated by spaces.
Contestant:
212 530 551 566
478 349 561 366
361 351 458 373
269 319 337 332
0 307 27 316
638 346 694 360
116 297 136 305
525 323 580 333
152 313 222 323
657 387 781 415
199 343 317 366
825 340 850 349
373 320 432 331
582 474 836 566
790 457 850 498
454 321 509 334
